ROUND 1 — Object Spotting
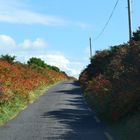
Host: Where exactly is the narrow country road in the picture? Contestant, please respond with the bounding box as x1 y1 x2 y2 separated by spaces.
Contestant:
0 80 114 140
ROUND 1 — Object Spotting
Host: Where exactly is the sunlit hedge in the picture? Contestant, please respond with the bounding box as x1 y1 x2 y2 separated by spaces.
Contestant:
79 28 140 122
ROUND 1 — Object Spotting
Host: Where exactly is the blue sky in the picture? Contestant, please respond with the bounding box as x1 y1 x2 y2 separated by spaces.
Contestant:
0 0 140 78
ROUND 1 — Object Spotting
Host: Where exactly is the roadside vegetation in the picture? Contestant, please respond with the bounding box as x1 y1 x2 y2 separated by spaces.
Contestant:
79 27 140 140
0 56 70 124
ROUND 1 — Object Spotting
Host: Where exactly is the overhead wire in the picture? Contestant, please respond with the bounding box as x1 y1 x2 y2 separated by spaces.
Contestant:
94 0 120 41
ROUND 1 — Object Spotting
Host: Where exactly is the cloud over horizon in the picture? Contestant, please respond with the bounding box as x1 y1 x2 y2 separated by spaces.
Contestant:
0 34 84 77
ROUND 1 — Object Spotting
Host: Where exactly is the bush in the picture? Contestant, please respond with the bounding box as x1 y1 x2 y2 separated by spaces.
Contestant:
0 54 16 63
132 27 140 42
79 28 140 122
86 74 113 118
27 57 46 68
0 59 69 124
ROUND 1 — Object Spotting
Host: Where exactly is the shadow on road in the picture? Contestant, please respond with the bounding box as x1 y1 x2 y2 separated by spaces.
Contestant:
42 81 106 139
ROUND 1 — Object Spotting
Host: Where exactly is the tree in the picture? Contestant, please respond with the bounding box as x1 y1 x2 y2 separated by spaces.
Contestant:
50 66 60 72
27 57 46 68
46 64 61 72
0 54 16 63
132 27 140 42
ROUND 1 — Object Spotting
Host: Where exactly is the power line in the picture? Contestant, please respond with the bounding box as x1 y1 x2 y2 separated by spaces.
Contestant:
94 0 120 41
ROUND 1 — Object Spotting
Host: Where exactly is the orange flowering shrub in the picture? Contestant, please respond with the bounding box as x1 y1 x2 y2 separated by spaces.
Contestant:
79 28 140 121
0 60 68 105
109 92 137 121
86 74 113 117
87 74 112 94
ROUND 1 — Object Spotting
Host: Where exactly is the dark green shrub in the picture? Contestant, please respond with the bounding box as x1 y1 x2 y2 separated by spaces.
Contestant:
0 54 16 63
27 57 46 68
132 27 140 42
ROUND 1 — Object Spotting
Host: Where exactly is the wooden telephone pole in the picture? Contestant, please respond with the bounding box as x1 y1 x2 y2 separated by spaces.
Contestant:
89 37 92 59
127 0 132 44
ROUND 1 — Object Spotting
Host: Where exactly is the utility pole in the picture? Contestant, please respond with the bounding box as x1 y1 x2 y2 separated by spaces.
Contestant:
89 37 92 59
127 0 132 44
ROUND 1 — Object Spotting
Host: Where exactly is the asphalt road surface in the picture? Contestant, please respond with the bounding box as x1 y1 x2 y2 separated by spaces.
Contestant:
0 80 114 140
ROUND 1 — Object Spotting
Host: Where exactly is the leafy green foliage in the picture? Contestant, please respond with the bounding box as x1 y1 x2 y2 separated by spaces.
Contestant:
27 57 46 68
46 64 60 72
0 54 16 64
132 27 140 42
27 57 65 74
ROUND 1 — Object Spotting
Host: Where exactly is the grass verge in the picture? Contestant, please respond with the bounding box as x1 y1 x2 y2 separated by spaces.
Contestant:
84 92 140 140
0 81 61 125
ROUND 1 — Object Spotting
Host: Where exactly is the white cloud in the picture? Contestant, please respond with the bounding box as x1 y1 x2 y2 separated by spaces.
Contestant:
0 34 47 55
46 54 70 69
0 10 66 26
38 53 84 77
32 38 46 48
0 35 16 48
20 38 46 49
0 0 66 26
0 34 85 77
0 0 91 28
0 35 48 56
0 8 66 26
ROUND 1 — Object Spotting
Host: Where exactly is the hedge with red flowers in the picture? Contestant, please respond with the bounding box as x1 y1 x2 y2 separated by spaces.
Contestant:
0 58 69 107
79 28 140 122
